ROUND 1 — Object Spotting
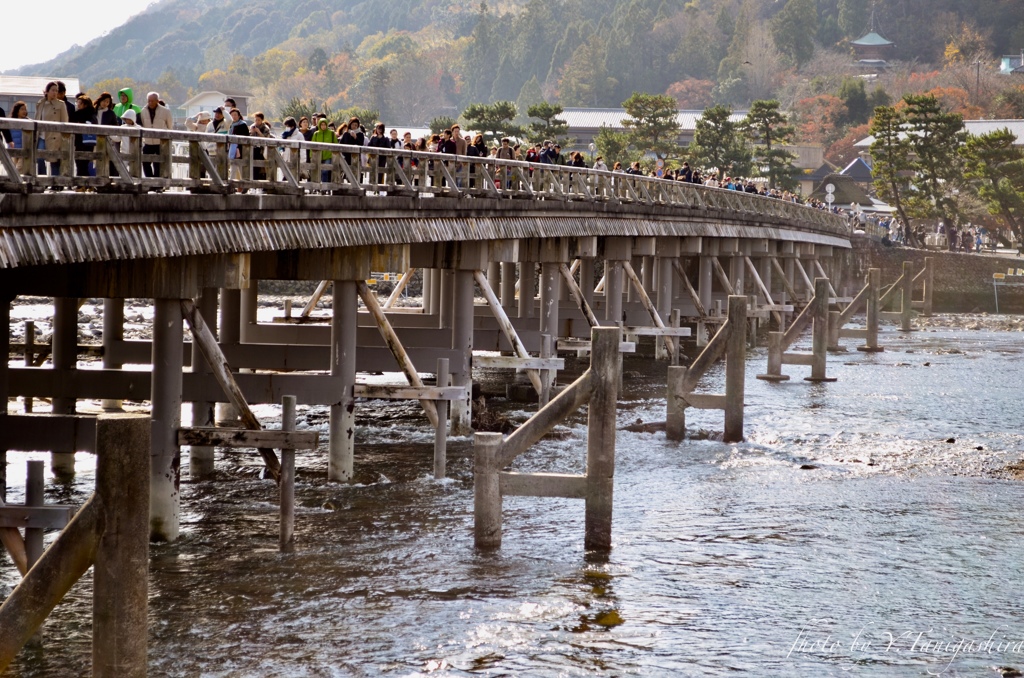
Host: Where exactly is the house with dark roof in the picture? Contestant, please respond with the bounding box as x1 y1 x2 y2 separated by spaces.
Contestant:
840 157 873 184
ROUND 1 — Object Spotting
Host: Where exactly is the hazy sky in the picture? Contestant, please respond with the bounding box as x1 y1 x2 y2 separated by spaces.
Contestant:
0 4 153 72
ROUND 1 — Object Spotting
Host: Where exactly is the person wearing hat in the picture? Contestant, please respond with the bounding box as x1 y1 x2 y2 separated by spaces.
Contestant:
118 110 137 157
186 110 213 132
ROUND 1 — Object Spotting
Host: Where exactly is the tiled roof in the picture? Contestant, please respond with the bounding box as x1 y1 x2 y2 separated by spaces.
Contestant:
855 119 1024 147
851 31 894 47
561 107 747 133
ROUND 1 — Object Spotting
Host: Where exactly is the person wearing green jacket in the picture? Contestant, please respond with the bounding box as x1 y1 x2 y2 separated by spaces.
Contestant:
311 118 337 184
113 88 142 118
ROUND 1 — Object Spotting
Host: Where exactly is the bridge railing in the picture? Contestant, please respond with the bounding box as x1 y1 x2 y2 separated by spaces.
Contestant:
0 119 848 236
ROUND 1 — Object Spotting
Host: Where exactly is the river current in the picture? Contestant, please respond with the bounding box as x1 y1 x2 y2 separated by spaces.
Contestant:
3 315 1024 677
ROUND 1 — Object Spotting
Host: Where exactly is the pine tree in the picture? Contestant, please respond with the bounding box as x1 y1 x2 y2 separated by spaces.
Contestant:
869 105 916 244
903 94 968 229
961 128 1024 244
743 100 797 189
621 92 682 161
688 105 751 176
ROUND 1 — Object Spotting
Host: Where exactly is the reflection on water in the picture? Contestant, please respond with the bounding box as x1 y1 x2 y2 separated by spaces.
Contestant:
4 324 1024 677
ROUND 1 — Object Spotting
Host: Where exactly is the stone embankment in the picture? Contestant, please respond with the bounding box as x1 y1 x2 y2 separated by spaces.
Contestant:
849 236 1024 312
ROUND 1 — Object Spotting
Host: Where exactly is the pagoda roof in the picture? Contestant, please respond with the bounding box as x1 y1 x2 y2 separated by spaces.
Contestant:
851 31 894 47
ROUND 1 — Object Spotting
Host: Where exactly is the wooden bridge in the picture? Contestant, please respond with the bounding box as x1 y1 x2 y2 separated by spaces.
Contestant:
0 119 869 674
0 118 851 536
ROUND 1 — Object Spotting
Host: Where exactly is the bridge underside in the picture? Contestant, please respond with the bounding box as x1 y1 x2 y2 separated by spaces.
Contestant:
0 193 850 542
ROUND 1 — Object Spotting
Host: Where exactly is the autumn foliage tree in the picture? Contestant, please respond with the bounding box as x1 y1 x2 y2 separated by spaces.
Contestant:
794 94 848 146
665 79 715 110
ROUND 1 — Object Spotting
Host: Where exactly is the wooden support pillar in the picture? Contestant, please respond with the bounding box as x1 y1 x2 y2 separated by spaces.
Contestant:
858 268 883 353
0 299 8 501
666 366 686 441
216 288 241 425
500 262 516 309
807 278 836 383
605 260 623 324
329 280 357 482
539 262 560 405
486 261 500 292
439 269 454 329
51 297 78 479
450 270 474 435
922 257 934 317
900 260 913 332
433 359 449 479
428 268 441 316
473 432 503 549
580 258 596 309
698 256 713 313
150 298 183 542
518 262 536 319
585 326 620 552
656 257 674 360
189 288 217 480
101 299 124 412
724 296 746 443
280 396 296 552
93 414 150 678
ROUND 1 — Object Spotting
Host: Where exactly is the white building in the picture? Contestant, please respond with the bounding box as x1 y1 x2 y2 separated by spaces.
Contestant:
178 90 254 119
0 75 81 117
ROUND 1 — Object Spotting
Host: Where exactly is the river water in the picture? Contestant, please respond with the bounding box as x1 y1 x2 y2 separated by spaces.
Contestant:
3 315 1024 677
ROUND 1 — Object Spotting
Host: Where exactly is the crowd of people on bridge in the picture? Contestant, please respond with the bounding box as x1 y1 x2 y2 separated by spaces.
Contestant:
0 84 1008 256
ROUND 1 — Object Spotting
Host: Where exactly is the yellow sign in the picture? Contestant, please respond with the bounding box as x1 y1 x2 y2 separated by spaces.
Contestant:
994 273 1006 279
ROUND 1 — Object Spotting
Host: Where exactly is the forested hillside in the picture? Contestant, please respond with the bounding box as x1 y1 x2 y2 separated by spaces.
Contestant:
10 0 1024 153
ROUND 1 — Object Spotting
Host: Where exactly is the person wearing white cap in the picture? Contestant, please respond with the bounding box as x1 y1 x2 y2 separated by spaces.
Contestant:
118 109 137 157
186 110 213 132
136 91 172 185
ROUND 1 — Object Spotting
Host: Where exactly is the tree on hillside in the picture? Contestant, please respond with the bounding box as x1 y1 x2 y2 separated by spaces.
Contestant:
665 79 716 110
837 0 869 39
903 94 968 229
558 38 615 107
869 105 916 245
526 103 569 144
688 104 751 175
621 92 682 161
743 100 798 189
771 0 818 68
961 128 1024 244
461 101 523 141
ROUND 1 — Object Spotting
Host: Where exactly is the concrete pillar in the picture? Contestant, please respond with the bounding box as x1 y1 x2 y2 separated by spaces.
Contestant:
422 269 433 314
51 297 78 479
428 267 441 316
698 257 713 312
730 256 745 296
240 284 258 342
518 262 535 319
580 259 596 309
93 414 150 677
656 257 673 322
626 256 641 302
759 257 773 301
190 288 218 480
150 298 183 542
539 262 560 403
329 280 357 482
500 262 516 309
605 260 623 324
216 288 241 425
640 256 653 296
473 432 502 549
724 296 747 443
487 261 500 292
450 270 474 434
585 326 621 552
439 269 454 329
101 299 124 411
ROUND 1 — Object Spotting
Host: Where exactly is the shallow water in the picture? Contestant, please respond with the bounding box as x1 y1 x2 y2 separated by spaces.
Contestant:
4 320 1024 677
